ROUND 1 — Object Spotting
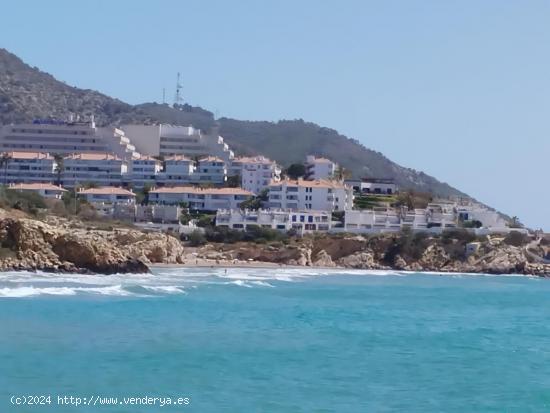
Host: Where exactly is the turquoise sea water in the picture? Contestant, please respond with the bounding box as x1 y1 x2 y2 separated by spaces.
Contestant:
2 267 550 412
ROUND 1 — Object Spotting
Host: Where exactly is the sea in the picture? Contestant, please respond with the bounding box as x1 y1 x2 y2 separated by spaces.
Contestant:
1 267 550 412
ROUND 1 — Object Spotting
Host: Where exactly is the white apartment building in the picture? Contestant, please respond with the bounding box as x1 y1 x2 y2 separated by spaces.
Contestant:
216 209 292 231
229 156 281 195
78 186 136 216
305 155 338 180
343 208 402 233
194 156 227 184
456 206 508 229
216 209 332 233
1 151 57 184
149 186 253 211
426 203 457 229
120 124 234 162
9 183 67 199
62 153 127 188
78 186 136 204
130 155 162 189
267 179 353 211
345 178 398 195
135 205 182 224
400 208 429 230
154 155 195 186
0 120 138 160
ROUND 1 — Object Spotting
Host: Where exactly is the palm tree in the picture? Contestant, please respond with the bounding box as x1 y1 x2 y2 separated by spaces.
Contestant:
53 153 64 186
0 153 12 186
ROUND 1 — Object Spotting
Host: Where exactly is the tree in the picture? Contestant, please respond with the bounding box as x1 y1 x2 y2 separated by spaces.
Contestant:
285 163 306 180
188 230 207 246
510 216 523 228
142 183 152 205
53 153 64 186
239 189 268 210
0 153 12 185
227 174 241 188
333 166 351 181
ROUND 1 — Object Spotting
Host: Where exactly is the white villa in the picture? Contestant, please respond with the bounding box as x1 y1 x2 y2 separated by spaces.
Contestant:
229 156 281 194
216 209 332 234
78 186 136 204
148 186 253 211
305 155 338 180
78 186 136 216
345 178 398 195
426 202 457 229
9 183 67 200
267 179 353 211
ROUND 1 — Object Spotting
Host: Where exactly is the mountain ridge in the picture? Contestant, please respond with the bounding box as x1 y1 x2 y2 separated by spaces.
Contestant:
0 47 465 199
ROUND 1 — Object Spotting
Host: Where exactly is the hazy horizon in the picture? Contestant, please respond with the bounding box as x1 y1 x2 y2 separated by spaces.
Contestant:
1 0 548 229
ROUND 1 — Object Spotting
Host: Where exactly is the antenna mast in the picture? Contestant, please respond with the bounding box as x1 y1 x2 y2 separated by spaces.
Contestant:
174 72 183 106
162 88 166 104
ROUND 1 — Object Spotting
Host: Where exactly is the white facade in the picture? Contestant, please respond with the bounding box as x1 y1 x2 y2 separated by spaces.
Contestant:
130 156 162 189
155 155 195 186
1 151 57 184
305 155 338 180
135 204 182 223
216 209 332 234
62 153 127 188
149 186 253 211
345 179 398 195
0 120 138 160
267 179 353 211
426 203 457 229
456 206 508 229
120 124 234 162
78 187 135 216
194 156 227 184
9 183 67 199
229 156 281 195
344 209 401 233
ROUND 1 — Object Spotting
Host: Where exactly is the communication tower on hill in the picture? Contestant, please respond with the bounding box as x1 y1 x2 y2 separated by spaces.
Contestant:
174 72 183 105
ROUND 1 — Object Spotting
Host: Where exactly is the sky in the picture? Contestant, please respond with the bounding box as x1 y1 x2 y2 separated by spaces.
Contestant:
1 0 549 229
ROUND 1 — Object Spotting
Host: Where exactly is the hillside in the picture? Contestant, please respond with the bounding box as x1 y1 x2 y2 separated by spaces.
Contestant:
0 47 464 198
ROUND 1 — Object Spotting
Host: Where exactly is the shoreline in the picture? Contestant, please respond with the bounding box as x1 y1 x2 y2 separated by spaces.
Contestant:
148 261 544 277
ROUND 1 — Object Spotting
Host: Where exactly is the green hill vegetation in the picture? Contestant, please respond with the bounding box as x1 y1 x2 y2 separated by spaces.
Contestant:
0 47 465 198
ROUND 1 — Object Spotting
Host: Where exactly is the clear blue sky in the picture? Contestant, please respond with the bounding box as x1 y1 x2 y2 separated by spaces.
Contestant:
1 0 549 229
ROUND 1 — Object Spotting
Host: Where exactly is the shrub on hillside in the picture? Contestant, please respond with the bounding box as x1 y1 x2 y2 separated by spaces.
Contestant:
188 230 207 246
205 225 289 244
504 231 530 247
0 187 46 214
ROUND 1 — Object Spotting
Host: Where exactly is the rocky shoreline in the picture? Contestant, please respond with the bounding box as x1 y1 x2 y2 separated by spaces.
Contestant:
192 232 550 277
0 209 548 276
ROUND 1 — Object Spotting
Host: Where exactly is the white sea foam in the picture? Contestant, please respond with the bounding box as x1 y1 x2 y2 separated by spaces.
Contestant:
250 281 275 287
141 285 186 294
0 284 134 298
230 280 253 288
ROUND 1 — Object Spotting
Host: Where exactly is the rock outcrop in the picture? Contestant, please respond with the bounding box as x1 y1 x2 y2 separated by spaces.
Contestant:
0 216 188 274
208 233 550 276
